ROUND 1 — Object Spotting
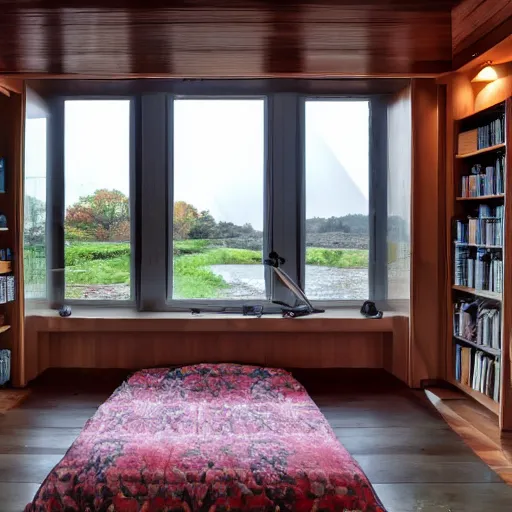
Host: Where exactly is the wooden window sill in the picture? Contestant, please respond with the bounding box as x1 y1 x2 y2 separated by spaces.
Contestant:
26 307 403 333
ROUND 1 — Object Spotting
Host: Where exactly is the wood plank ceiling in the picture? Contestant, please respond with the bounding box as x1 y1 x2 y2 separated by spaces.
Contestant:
0 0 460 77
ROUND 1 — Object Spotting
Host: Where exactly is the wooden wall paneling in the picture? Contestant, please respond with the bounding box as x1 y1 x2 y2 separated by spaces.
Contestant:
384 315 410 385
0 78 23 95
501 98 512 430
444 78 456 383
452 0 512 69
437 84 448 382
0 1 456 77
41 331 385 371
410 78 443 387
450 34 512 120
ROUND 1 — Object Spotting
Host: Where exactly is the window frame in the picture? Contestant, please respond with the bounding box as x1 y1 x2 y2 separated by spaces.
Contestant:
299 95 387 309
166 94 271 308
47 95 136 308
39 81 391 311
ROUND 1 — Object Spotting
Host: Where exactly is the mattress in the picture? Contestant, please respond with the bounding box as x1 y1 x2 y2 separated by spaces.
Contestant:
25 363 386 511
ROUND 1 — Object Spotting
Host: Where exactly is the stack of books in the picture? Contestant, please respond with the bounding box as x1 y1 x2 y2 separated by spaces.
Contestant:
455 345 500 401
453 299 501 349
477 114 505 149
460 156 505 197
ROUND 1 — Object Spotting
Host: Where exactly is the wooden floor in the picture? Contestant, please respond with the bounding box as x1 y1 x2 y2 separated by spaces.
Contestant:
1 368 512 512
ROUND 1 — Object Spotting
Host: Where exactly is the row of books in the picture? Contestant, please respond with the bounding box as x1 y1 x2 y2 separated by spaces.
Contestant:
460 156 505 197
455 204 504 246
477 114 505 150
455 345 500 402
454 247 503 293
0 349 10 386
0 276 15 303
453 298 501 349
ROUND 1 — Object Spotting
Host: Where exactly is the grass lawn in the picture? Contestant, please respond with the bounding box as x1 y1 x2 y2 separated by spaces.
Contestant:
25 241 369 299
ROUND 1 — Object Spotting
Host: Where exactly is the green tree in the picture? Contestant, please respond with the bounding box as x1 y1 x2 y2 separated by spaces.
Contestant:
189 210 217 239
65 189 130 241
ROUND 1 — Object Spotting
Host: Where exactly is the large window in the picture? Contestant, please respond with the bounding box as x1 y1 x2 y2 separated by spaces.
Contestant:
172 99 265 300
305 100 369 300
64 100 131 301
25 82 391 310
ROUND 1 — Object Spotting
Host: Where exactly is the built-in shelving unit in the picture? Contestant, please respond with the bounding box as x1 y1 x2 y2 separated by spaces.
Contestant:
448 99 512 431
0 89 23 387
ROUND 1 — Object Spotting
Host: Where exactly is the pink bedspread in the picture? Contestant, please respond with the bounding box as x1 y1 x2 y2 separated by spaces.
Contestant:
25 364 386 511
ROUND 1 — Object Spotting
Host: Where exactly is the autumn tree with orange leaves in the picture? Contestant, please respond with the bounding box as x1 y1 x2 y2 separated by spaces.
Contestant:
65 189 130 241
173 201 199 239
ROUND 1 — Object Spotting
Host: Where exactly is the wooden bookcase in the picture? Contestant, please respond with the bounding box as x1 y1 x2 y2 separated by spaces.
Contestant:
447 98 512 430
0 87 25 387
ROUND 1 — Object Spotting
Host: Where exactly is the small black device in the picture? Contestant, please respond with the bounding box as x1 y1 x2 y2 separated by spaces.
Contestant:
360 300 383 319
58 305 72 318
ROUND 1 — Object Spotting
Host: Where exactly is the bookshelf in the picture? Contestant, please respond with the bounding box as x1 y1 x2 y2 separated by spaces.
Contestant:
448 99 512 430
0 89 24 387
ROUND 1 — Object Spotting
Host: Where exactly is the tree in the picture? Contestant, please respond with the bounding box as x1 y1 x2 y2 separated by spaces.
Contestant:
189 210 217 239
65 189 130 241
173 201 199 239
24 195 46 245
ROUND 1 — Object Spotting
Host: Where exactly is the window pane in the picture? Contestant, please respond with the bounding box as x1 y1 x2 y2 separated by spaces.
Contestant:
64 100 131 300
172 99 265 300
305 100 369 300
24 118 47 299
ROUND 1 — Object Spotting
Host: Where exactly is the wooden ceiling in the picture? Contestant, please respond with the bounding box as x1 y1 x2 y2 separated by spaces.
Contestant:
0 0 461 78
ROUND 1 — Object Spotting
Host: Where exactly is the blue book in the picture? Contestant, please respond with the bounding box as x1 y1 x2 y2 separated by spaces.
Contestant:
0 157 5 193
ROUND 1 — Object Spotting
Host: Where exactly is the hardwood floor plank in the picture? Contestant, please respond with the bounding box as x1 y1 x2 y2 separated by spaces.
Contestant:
373 483 512 512
0 427 81 452
0 454 62 483
335 427 474 456
0 482 40 512
0 409 96 428
355 454 503 484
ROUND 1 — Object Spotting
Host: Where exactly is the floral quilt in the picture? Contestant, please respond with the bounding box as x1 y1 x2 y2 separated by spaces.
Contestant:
25 363 386 511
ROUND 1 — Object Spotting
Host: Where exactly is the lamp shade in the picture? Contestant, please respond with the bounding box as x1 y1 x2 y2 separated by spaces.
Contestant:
472 64 498 83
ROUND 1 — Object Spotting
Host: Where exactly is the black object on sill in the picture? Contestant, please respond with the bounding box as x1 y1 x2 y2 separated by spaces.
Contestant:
360 300 383 319
59 305 72 317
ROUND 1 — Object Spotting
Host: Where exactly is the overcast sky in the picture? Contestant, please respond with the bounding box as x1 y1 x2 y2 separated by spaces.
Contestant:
25 99 369 232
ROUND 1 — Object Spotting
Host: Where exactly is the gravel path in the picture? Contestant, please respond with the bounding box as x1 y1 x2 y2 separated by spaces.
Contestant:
210 264 368 300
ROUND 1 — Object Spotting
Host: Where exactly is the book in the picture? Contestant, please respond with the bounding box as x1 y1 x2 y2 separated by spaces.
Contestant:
454 345 500 401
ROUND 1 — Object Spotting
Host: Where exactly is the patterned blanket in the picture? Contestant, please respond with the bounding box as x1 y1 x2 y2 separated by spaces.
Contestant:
25 363 386 511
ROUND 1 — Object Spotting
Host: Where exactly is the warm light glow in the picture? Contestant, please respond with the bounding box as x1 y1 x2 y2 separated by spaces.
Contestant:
472 64 498 83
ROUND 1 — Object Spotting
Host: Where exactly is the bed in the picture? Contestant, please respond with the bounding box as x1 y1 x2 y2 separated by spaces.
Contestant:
25 363 386 511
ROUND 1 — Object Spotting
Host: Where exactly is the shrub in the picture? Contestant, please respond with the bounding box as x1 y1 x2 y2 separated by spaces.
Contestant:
65 243 131 266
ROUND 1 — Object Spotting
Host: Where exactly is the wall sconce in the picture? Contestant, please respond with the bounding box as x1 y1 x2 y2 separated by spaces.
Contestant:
471 61 498 83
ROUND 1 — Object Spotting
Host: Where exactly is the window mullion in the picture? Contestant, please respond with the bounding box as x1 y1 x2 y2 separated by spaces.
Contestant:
47 98 65 309
269 93 302 306
369 97 388 302
139 94 169 311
